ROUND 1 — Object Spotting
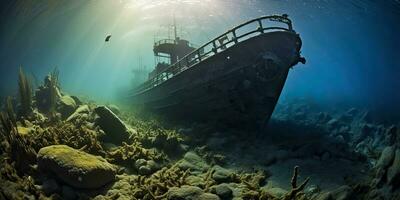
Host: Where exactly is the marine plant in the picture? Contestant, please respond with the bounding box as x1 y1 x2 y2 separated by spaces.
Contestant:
18 66 33 117
125 114 184 155
47 67 60 120
106 141 167 168
130 163 191 199
0 110 36 175
5 96 16 123
0 159 45 199
30 121 105 156
282 166 310 200
49 68 59 109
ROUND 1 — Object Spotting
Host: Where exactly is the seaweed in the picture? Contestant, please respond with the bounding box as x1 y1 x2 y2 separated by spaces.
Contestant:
18 67 33 117
5 96 16 124
132 164 191 199
30 121 105 156
106 141 167 168
47 67 60 120
0 110 36 175
29 70 40 90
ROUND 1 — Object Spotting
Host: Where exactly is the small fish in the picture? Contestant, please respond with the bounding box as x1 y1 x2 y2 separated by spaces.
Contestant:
105 34 112 42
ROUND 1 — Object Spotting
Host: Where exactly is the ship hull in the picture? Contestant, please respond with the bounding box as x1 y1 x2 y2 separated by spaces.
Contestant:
131 31 303 128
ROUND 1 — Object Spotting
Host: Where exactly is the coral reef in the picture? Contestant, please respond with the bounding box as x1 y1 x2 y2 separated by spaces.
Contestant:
1 72 400 200
282 166 310 200
0 107 36 175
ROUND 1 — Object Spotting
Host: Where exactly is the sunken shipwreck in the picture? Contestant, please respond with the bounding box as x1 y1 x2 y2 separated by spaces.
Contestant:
1 1 400 200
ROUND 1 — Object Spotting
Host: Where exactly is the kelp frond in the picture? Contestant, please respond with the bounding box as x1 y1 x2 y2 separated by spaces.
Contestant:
6 96 16 124
48 67 59 116
0 110 36 175
18 66 32 116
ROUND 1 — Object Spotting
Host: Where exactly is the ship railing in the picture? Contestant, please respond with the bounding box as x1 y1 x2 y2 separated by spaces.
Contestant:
134 14 294 94
154 39 177 46
154 39 198 48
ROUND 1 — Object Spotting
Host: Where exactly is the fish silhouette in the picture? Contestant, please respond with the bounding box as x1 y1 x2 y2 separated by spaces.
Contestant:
105 35 111 42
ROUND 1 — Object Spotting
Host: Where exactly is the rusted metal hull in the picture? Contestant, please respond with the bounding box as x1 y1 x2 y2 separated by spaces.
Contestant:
131 31 303 128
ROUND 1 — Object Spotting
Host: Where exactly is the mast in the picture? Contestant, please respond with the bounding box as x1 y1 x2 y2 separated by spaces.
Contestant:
173 14 177 42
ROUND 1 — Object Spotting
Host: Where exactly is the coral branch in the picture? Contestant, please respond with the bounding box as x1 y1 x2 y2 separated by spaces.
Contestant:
283 166 310 200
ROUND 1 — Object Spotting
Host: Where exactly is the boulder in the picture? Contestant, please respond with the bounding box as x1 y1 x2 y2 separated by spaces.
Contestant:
94 106 131 144
135 159 159 175
66 105 90 122
166 186 220 200
106 104 120 115
375 146 395 181
41 179 59 195
262 187 287 198
315 185 353 200
212 166 235 183
58 96 77 118
376 146 395 170
329 185 353 200
178 152 210 173
387 149 400 185
61 185 77 200
37 145 116 189
210 184 233 199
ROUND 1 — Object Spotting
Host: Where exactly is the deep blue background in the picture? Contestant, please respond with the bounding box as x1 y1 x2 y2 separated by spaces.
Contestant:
0 0 399 119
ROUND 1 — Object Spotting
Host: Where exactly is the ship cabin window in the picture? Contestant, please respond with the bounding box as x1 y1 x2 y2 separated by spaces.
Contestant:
155 53 171 65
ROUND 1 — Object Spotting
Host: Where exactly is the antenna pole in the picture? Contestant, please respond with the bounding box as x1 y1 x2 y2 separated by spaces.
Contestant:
173 14 177 42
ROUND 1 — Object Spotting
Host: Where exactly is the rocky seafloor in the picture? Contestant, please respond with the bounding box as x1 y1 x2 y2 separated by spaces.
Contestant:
1 69 400 200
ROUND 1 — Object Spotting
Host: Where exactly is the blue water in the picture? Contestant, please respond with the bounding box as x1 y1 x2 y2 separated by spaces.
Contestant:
0 0 399 116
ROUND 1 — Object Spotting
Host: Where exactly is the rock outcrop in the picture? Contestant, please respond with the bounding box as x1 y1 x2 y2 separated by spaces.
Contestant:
58 96 77 118
212 166 235 183
178 152 210 173
166 185 220 200
387 149 400 185
66 105 90 122
94 106 131 144
37 145 116 189
375 146 396 182
316 185 353 200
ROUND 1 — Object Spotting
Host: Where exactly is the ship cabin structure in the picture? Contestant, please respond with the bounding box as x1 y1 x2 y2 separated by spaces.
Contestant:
149 31 198 80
